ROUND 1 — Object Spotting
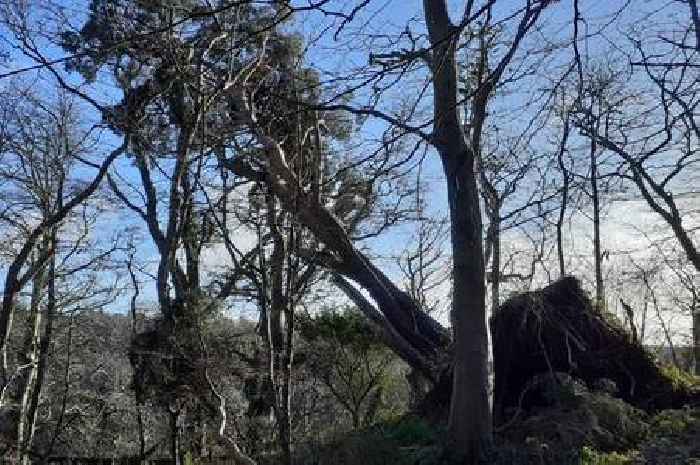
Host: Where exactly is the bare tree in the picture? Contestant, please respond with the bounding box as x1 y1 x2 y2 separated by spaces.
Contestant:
554 104 573 277
574 12 699 273
0 82 125 464
570 3 699 370
397 164 450 317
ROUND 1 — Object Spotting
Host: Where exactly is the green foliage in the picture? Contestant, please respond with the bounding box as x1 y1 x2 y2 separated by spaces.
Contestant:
298 308 382 349
659 365 700 392
649 408 697 437
502 377 649 458
320 433 410 465
581 446 638 465
586 391 649 448
381 416 437 446
297 307 404 429
183 450 198 465
303 417 441 465
636 408 700 464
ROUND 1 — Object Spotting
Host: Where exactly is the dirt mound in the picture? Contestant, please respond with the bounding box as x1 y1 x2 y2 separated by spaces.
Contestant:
499 373 649 452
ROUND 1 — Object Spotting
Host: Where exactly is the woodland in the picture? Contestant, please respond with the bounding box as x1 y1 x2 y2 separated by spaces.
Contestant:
0 1 698 464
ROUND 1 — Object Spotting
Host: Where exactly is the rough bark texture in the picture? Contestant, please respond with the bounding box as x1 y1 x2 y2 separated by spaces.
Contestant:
223 4 550 461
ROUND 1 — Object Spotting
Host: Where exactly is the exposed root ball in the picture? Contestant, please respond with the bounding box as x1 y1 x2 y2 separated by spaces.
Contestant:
492 276 698 423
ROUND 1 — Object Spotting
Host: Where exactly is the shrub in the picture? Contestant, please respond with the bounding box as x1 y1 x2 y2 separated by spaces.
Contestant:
381 415 438 446
581 446 638 465
502 376 649 453
636 407 700 465
659 365 700 392
650 408 694 436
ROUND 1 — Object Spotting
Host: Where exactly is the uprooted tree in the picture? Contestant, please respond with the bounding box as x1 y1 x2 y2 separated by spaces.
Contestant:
492 276 699 425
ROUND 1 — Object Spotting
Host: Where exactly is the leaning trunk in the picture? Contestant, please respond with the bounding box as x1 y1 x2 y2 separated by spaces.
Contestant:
225 109 450 382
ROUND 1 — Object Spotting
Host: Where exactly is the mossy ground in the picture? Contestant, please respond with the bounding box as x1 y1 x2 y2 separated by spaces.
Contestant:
298 382 698 465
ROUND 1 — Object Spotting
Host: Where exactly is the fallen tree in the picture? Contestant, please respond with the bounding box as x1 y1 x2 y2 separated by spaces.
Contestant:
492 276 699 424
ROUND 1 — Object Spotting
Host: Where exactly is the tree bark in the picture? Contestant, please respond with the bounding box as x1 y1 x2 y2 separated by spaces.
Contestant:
170 409 181 465
590 137 605 310
332 275 442 382
443 155 492 462
422 0 491 460
265 193 293 465
556 116 570 277
17 248 49 465
489 215 501 312
137 406 146 463
224 4 547 461
694 310 700 375
224 142 450 380
22 247 57 465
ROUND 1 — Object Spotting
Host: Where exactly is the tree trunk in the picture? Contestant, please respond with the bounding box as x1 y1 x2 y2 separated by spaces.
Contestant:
694 310 700 375
0 143 124 387
332 274 446 385
280 296 295 465
137 405 146 463
590 137 605 310
225 5 550 461
490 215 501 313
22 249 57 465
423 0 492 460
443 155 492 463
225 123 451 385
170 409 181 465
556 116 570 277
264 193 294 465
17 246 49 465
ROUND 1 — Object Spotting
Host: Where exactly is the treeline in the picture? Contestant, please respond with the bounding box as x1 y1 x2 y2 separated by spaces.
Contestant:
0 307 407 460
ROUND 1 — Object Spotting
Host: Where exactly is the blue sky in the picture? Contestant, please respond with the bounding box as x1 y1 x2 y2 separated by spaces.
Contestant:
0 0 697 343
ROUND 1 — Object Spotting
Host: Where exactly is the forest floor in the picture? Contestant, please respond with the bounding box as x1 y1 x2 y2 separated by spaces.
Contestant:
308 376 699 465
